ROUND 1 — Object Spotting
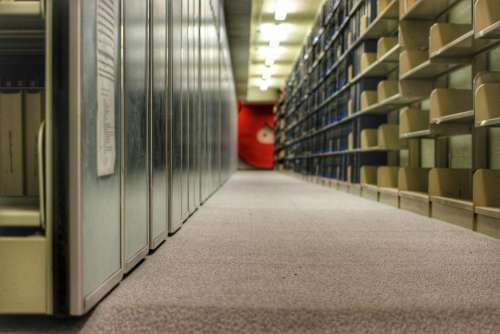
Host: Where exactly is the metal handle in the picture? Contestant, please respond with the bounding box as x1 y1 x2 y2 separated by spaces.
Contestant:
38 121 46 229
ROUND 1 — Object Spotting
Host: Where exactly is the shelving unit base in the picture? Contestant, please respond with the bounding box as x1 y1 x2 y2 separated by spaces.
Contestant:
431 200 474 230
399 192 431 217
361 185 379 201
349 184 362 196
337 181 351 193
476 212 500 239
379 188 400 208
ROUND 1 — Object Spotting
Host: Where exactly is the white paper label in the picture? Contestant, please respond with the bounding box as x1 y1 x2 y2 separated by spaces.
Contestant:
96 0 118 177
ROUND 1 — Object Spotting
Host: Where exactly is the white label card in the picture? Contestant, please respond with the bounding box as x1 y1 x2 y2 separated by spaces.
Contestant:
96 0 118 177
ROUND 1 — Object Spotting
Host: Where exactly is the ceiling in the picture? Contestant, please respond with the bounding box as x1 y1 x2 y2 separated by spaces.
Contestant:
223 0 252 101
224 0 322 103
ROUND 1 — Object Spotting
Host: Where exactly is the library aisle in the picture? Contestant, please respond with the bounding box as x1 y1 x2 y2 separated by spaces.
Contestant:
2 171 500 333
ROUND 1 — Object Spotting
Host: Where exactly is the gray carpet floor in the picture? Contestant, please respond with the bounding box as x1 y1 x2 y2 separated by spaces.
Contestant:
2 171 500 333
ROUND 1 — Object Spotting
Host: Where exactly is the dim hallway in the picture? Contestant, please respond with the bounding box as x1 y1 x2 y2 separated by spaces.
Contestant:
2 171 500 333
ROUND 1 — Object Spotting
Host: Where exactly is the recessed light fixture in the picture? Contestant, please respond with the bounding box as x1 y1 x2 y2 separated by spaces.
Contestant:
258 78 270 91
274 0 288 21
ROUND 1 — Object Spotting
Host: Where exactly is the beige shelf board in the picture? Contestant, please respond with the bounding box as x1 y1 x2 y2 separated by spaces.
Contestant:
378 44 401 62
0 204 40 227
356 45 400 80
400 123 471 139
476 117 500 128
475 21 500 40
475 206 500 219
431 110 474 125
431 195 473 211
431 31 498 60
399 190 430 202
400 59 463 80
0 1 44 30
400 129 432 139
291 147 399 159
361 0 399 40
359 93 416 115
401 0 462 21
0 1 41 16
362 183 379 190
352 147 400 153
378 0 399 20
379 187 399 194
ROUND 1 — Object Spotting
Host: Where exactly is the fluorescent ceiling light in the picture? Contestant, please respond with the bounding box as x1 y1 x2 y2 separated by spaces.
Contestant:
269 38 281 48
258 46 283 64
258 78 270 91
274 0 289 21
259 23 289 43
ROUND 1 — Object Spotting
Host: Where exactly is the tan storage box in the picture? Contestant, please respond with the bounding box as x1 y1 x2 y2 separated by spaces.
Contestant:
360 166 378 185
377 166 399 188
361 129 378 149
361 53 377 72
377 0 392 16
399 167 430 194
400 0 420 16
377 80 399 101
377 37 398 59
377 124 399 150
399 107 428 135
474 169 500 208
399 79 433 100
474 0 500 36
399 50 428 77
399 20 433 50
475 82 500 126
430 88 473 121
430 23 472 55
360 91 378 110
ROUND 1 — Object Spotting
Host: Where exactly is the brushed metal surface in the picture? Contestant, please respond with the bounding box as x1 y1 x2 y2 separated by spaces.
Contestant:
181 0 190 220
170 0 184 233
122 0 149 265
149 0 168 248
68 0 122 314
188 0 200 213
